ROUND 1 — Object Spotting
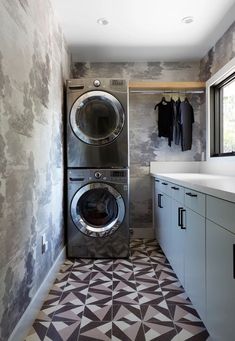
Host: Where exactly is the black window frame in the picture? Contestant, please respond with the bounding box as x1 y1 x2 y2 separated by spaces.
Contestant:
211 72 235 157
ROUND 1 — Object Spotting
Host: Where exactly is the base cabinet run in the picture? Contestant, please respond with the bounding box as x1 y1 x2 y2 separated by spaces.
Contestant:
153 176 235 341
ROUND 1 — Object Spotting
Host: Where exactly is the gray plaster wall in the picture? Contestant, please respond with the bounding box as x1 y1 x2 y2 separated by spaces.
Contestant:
72 62 205 230
0 0 70 339
200 21 235 81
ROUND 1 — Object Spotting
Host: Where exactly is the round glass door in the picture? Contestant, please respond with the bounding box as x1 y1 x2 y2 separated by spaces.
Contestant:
70 91 125 145
71 183 125 237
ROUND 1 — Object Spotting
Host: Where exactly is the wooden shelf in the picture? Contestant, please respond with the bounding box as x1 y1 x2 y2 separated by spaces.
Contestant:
129 81 205 90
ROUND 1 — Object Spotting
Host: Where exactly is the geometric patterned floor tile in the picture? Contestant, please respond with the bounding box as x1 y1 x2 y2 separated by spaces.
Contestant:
83 305 112 322
44 321 80 341
134 270 157 282
90 271 112 282
113 291 139 305
113 260 133 272
160 279 184 292
25 322 50 341
136 279 159 292
43 291 63 307
163 291 192 306
69 271 91 282
79 321 112 340
113 271 135 281
113 280 136 292
35 305 60 322
93 260 113 272
138 290 164 305
86 290 112 305
63 281 90 293
168 303 202 323
89 280 113 292
72 260 94 272
27 239 210 341
140 303 172 322
174 321 209 340
112 321 145 341
59 290 87 305
143 321 177 341
113 304 142 321
52 305 84 322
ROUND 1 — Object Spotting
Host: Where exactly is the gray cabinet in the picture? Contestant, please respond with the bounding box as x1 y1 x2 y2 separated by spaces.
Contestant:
153 179 172 256
170 187 185 286
184 208 206 321
206 196 235 341
152 175 235 340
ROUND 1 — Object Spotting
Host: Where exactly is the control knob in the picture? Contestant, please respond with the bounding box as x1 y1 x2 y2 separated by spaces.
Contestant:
94 171 102 179
93 79 101 87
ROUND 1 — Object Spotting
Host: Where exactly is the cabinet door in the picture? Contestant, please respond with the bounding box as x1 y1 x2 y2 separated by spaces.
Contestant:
159 193 172 258
206 220 235 341
184 209 206 321
171 200 185 286
154 190 172 257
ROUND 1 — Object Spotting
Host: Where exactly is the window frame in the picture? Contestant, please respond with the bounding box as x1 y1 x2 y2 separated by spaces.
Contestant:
206 57 235 160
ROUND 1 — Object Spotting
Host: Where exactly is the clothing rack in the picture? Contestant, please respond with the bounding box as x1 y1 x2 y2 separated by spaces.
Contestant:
128 81 205 94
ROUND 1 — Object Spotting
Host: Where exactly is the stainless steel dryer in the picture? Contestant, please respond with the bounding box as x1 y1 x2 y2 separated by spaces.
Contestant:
66 78 129 168
67 168 129 258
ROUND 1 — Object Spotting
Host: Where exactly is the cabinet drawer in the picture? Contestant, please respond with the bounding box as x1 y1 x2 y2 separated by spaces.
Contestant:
159 180 171 195
170 184 184 203
184 189 205 216
206 196 235 234
154 178 161 194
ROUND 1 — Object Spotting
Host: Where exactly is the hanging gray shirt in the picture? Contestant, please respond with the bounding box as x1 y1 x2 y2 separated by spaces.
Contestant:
179 99 194 151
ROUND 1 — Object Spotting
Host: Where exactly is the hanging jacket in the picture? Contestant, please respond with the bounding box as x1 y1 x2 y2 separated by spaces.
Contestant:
174 98 181 145
179 99 194 151
155 98 175 147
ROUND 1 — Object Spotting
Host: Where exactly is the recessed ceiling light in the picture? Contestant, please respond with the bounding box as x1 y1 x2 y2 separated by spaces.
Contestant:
97 17 109 26
181 16 194 24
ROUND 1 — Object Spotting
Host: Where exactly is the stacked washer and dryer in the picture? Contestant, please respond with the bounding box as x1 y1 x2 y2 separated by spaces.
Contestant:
66 78 129 258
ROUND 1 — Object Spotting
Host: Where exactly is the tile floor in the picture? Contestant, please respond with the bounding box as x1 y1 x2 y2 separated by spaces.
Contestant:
26 239 209 341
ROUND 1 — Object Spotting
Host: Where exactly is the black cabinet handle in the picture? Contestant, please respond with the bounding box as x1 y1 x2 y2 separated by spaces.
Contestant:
171 186 179 190
155 179 160 182
178 207 183 227
233 245 235 279
186 192 197 198
158 194 163 208
180 209 186 229
162 182 168 186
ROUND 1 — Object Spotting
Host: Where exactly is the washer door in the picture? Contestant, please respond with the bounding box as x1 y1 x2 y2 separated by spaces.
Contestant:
71 183 125 237
70 91 125 145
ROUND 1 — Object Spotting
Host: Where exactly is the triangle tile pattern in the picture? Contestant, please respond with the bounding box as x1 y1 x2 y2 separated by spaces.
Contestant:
25 239 209 340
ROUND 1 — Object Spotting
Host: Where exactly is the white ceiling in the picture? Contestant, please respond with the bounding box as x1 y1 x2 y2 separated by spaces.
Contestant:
51 0 235 62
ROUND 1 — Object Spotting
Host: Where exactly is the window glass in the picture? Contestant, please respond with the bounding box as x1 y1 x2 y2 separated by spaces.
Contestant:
221 79 235 153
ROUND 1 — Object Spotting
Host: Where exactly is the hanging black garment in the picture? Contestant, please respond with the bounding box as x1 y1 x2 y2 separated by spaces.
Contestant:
155 98 175 147
174 98 181 145
179 98 194 151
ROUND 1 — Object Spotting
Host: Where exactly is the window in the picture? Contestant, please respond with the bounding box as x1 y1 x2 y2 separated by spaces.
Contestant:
211 73 235 157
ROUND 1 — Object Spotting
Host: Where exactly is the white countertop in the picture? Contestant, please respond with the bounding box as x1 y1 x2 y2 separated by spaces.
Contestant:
151 172 235 203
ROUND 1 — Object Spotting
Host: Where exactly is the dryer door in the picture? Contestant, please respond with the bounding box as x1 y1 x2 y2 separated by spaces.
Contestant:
71 183 125 237
70 91 125 145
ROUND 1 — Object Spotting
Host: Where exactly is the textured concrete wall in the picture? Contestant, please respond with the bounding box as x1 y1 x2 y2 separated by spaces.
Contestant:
72 62 205 230
200 21 235 81
0 1 70 339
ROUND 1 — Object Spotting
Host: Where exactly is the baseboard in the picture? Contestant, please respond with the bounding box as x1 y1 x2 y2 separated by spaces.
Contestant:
8 246 66 341
131 227 155 239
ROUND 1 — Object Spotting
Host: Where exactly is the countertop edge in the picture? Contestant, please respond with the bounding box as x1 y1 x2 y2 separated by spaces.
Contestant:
150 172 235 203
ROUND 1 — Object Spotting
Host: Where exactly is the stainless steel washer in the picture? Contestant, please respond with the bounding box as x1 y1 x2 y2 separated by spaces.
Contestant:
67 168 129 258
66 78 129 168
